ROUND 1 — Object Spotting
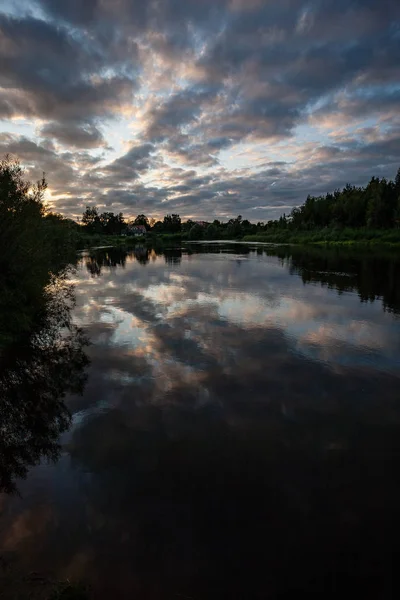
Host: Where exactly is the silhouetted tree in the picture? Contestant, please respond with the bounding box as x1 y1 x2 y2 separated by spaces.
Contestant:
163 214 181 233
227 215 243 238
82 206 101 233
152 220 164 233
100 211 125 235
134 214 150 229
395 167 400 194
0 156 78 345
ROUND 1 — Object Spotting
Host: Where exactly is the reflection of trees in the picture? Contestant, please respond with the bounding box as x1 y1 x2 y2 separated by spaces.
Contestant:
265 246 400 314
85 246 181 271
164 248 182 265
4 243 399 596
0 275 89 494
186 242 252 256
85 247 156 272
85 244 400 314
133 245 150 265
86 248 128 276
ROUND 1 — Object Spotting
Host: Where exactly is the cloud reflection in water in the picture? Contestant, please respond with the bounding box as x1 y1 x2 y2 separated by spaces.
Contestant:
1 245 400 599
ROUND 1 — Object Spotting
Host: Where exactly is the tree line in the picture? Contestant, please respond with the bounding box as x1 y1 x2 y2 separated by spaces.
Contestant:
81 207 183 235
278 169 400 231
81 167 400 240
81 206 258 239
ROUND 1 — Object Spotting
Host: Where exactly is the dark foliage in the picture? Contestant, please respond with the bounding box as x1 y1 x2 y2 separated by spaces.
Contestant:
82 206 125 235
0 275 89 494
273 169 400 231
0 155 89 494
0 156 78 345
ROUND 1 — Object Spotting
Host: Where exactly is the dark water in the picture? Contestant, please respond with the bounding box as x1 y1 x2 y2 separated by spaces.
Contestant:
1 244 400 599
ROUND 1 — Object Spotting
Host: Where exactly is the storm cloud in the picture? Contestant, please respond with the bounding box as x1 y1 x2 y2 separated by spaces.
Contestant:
0 0 399 220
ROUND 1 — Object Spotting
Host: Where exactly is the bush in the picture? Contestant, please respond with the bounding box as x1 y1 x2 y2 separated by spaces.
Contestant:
188 224 204 240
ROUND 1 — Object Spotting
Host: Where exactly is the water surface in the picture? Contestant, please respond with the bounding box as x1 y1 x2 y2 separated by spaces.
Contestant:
1 244 400 598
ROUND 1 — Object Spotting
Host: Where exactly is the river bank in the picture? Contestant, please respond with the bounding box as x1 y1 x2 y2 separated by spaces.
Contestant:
242 227 400 247
76 227 400 250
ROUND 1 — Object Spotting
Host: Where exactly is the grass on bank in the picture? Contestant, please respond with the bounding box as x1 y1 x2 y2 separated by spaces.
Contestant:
242 227 400 247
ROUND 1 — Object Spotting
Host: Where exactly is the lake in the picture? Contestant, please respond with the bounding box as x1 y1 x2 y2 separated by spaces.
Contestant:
1 243 400 599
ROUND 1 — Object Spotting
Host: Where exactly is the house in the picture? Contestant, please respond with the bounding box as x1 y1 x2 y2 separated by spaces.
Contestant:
127 224 147 237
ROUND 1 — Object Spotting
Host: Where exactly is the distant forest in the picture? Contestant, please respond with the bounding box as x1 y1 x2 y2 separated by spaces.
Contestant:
284 169 400 230
80 168 400 241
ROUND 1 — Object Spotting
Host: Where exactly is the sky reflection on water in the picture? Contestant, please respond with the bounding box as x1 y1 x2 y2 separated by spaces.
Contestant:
1 245 400 599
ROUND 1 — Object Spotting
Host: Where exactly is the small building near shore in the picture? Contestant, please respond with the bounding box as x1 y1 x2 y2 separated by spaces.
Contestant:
126 225 147 237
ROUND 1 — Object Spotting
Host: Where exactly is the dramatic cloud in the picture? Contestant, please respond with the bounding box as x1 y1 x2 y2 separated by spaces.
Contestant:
40 122 107 148
0 0 399 220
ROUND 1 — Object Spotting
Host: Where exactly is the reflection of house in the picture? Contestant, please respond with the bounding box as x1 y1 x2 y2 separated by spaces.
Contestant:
127 225 147 237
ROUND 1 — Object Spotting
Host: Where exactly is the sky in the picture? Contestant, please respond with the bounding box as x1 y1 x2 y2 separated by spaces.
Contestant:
0 0 399 222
